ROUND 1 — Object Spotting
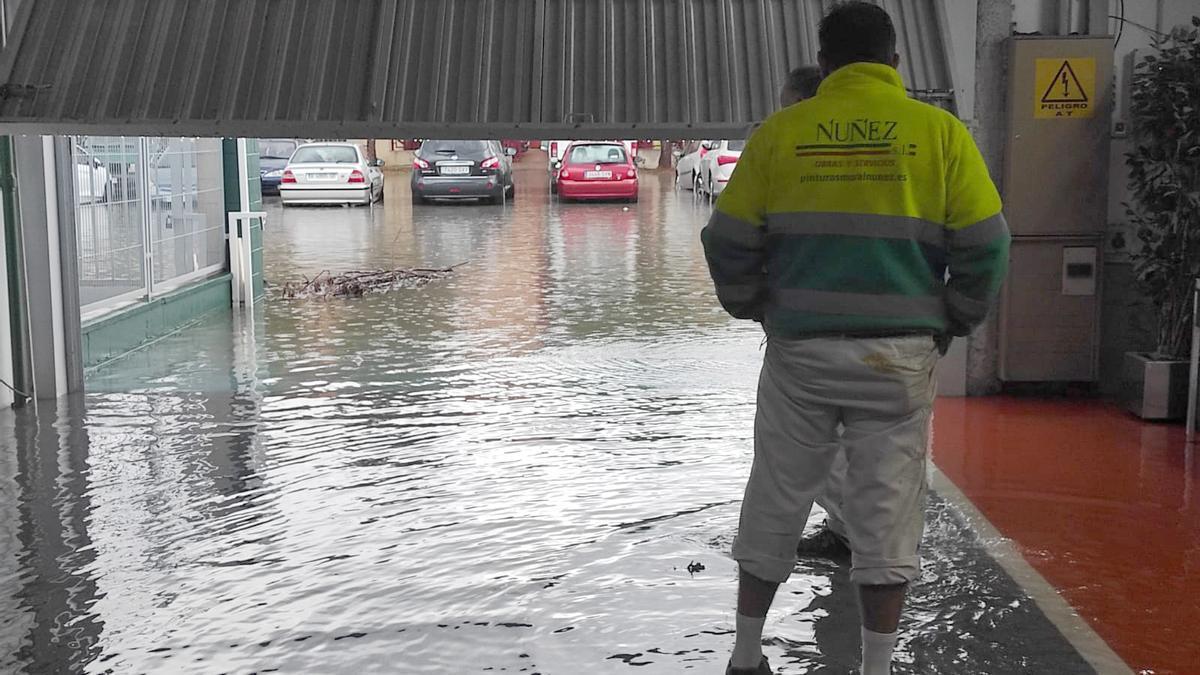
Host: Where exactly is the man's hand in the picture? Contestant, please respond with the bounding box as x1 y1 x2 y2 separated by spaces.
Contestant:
935 333 952 356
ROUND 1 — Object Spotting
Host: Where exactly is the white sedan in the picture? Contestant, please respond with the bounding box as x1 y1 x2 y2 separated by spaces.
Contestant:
280 142 384 206
674 140 709 191
697 139 746 198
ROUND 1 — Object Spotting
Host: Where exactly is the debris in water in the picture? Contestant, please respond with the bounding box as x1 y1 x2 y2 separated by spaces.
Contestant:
281 264 464 299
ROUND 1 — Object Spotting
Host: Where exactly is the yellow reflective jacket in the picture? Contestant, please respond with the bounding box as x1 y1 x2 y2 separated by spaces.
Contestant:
701 63 1010 337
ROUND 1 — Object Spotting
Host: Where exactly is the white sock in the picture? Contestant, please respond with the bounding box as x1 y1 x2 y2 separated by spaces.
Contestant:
731 613 766 668
861 627 898 675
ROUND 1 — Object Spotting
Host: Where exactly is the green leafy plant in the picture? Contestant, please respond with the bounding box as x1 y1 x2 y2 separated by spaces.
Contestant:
1126 17 1200 360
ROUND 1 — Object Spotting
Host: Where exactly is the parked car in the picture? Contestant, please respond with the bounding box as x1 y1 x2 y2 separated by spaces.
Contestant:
259 138 303 195
674 140 710 191
554 141 639 203
279 142 385 206
411 140 515 205
547 140 638 193
74 145 111 203
696 139 745 198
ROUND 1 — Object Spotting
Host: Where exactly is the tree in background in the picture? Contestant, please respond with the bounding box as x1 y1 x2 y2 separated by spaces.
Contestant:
658 140 675 170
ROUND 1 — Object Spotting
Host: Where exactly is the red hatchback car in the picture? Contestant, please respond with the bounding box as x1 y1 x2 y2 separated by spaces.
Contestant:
555 142 639 203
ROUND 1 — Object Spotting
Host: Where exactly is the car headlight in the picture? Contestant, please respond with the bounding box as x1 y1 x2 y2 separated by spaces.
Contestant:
264 169 284 179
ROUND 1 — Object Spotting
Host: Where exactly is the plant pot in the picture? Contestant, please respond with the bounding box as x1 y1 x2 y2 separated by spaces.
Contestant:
1121 352 1191 421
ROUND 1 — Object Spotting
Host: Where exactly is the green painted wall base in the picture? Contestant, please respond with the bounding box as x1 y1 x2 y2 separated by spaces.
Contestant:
82 274 232 369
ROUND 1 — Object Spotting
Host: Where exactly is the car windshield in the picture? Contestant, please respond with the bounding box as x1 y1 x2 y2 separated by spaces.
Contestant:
290 146 359 164
419 141 491 159
261 140 299 159
728 140 747 152
568 144 627 165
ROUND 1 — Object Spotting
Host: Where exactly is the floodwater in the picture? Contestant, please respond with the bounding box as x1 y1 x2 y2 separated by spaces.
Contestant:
0 160 1091 673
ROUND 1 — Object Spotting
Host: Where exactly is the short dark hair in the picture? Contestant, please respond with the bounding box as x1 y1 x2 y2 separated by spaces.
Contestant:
818 1 897 70
785 66 823 99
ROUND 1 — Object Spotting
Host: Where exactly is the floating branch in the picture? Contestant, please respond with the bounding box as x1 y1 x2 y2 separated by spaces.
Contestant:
281 264 464 299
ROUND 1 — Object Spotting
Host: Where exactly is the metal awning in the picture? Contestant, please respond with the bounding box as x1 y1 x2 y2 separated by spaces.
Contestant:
0 0 965 139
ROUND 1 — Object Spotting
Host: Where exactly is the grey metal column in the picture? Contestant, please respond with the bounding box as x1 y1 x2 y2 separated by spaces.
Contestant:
53 137 83 393
12 134 54 398
10 135 82 400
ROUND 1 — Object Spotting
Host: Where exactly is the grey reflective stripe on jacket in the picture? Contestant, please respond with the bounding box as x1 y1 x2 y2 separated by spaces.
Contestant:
944 212 1012 334
706 210 765 250
700 211 766 320
946 213 1010 249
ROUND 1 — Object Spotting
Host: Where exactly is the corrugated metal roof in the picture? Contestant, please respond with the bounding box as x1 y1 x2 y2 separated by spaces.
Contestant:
0 0 956 139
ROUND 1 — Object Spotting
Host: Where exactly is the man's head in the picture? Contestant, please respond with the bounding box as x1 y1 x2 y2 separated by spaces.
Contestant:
818 1 899 75
780 65 823 108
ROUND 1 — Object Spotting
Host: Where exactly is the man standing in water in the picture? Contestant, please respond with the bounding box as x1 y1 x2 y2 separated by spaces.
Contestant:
701 3 1010 674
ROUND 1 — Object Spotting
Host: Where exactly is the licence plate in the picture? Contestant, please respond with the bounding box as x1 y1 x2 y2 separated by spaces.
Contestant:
440 166 470 176
309 172 338 181
585 171 612 179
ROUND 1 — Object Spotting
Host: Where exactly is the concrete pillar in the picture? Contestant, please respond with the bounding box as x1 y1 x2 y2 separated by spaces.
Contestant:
966 0 1014 395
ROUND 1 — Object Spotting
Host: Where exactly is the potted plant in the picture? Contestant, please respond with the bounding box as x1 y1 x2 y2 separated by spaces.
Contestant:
1122 17 1200 420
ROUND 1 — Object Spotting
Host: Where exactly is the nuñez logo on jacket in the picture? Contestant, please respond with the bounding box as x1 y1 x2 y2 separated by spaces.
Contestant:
795 118 916 183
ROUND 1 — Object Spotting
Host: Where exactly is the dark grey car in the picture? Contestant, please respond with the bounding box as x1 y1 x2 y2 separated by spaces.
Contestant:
411 140 515 205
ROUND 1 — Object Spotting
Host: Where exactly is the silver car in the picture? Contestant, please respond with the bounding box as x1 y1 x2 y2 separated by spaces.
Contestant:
280 142 384 206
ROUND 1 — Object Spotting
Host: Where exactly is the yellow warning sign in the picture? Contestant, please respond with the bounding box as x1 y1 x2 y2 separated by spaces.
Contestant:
1035 58 1095 119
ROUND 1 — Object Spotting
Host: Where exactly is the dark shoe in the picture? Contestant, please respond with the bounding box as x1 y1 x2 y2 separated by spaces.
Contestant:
795 524 851 560
726 656 772 674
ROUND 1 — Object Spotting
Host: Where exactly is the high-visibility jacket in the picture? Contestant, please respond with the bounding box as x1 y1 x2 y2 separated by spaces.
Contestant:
701 63 1010 338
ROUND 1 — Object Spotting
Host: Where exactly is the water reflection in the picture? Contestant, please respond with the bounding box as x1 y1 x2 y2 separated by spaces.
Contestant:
0 164 1091 673
1 397 103 673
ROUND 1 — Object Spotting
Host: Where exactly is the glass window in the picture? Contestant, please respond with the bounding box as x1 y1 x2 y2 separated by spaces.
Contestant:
147 138 226 289
260 140 299 160
418 140 490 159
73 136 227 314
290 145 360 164
72 137 146 309
728 140 747 152
568 144 628 164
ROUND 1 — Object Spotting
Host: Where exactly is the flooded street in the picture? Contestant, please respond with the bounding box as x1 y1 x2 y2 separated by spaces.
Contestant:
0 161 1090 674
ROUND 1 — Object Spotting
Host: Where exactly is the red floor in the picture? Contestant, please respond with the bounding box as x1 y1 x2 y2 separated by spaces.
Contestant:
933 397 1197 674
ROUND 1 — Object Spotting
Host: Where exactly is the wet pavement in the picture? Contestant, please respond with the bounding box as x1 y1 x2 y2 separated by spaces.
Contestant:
1 160 1096 673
